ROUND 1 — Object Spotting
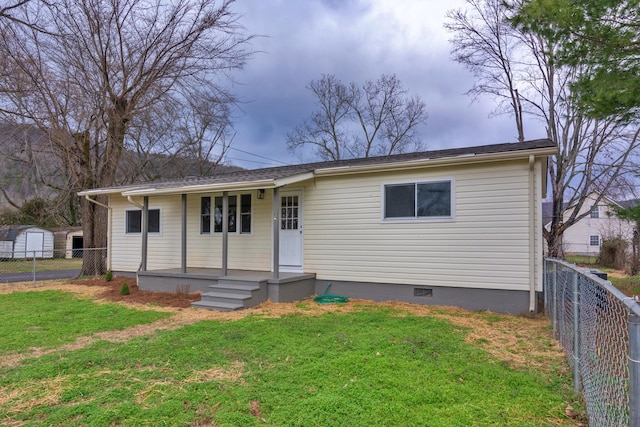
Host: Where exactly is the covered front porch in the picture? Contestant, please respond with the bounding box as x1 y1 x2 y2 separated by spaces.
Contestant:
138 268 316 311
113 181 313 310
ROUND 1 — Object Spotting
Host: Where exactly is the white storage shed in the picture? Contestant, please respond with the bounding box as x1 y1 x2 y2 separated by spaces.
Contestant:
0 225 55 259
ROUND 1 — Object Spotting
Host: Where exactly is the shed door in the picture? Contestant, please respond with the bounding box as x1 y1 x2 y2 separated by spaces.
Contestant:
279 191 303 270
25 232 44 258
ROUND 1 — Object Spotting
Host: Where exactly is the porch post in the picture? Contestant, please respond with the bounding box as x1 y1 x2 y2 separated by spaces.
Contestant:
141 196 148 272
181 194 187 273
222 191 229 276
272 187 280 279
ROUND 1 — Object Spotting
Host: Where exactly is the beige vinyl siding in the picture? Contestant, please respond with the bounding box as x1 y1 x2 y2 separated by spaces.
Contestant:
560 193 634 256
109 192 273 272
302 159 536 291
186 192 272 270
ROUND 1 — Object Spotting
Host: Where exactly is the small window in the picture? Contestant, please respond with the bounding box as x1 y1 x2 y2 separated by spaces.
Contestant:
590 205 599 219
205 194 252 234
240 194 252 233
201 197 211 233
126 208 160 234
590 235 600 246
384 180 452 219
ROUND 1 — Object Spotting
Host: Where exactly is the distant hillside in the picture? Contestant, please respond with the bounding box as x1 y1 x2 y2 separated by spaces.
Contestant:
0 123 244 213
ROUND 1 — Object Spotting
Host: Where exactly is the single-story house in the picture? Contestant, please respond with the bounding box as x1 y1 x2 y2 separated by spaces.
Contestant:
0 225 55 259
543 192 637 256
79 139 556 314
52 226 84 258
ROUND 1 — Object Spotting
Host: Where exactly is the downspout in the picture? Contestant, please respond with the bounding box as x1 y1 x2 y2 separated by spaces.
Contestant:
126 195 147 272
84 195 111 210
126 196 143 209
529 155 536 312
141 196 148 272
84 195 113 271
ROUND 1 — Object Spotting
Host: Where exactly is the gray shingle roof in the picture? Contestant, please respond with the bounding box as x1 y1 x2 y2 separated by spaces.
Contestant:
83 138 556 195
0 225 35 242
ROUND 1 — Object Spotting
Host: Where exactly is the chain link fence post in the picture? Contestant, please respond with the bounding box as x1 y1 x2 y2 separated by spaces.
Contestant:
572 270 580 394
630 311 640 427
32 251 37 286
552 261 558 338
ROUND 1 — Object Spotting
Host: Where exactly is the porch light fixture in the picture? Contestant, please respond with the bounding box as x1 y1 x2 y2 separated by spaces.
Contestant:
257 189 265 199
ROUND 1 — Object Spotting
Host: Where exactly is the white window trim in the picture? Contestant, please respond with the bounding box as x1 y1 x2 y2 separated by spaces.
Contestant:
380 178 455 223
590 205 600 219
589 235 600 246
201 193 253 236
125 207 162 235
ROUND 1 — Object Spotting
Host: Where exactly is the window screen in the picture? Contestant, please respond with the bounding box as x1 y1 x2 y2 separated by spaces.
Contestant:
384 181 452 219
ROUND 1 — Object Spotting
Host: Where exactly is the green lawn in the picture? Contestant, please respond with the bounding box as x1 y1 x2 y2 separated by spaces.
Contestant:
564 255 640 296
0 291 170 353
0 257 83 274
0 291 582 426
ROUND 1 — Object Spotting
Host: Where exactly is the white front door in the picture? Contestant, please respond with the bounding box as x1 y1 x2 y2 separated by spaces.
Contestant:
279 190 303 270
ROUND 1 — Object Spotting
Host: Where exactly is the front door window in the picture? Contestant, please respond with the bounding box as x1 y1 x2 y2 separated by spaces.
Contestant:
281 195 299 230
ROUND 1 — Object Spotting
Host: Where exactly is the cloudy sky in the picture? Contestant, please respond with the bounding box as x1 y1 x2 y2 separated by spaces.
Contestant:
225 0 543 168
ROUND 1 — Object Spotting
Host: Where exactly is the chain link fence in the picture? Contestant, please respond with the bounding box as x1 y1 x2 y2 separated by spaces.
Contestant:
545 258 640 427
0 248 107 284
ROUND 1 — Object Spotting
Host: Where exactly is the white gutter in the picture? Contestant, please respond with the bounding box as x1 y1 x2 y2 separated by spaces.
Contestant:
121 179 276 197
274 172 315 187
116 172 317 198
529 154 536 312
314 147 558 177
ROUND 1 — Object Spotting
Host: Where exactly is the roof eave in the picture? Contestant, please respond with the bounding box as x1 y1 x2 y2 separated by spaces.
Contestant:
314 146 558 177
117 172 316 197
121 179 276 197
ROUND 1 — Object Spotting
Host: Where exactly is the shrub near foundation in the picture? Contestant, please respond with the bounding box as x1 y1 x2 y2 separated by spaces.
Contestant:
120 282 130 295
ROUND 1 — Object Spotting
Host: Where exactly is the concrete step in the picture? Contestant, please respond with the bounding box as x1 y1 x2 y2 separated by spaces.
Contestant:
208 282 260 295
191 300 244 312
200 292 252 305
193 278 267 311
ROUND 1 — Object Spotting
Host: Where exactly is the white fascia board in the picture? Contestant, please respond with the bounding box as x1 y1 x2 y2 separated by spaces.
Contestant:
314 147 558 177
274 172 315 187
120 179 276 196
78 186 145 196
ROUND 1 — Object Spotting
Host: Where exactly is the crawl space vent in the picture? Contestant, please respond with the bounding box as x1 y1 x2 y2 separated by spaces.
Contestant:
414 288 433 297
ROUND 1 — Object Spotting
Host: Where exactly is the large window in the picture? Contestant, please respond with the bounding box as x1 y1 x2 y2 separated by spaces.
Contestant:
201 195 251 234
384 180 452 219
126 209 160 234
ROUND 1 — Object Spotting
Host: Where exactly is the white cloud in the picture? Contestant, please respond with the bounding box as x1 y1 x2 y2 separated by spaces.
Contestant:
226 0 541 168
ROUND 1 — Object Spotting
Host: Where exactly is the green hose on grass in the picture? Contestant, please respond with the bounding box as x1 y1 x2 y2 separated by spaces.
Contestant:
313 282 349 304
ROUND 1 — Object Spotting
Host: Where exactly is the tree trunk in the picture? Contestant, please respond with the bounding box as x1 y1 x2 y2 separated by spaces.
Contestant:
546 230 565 259
80 194 108 276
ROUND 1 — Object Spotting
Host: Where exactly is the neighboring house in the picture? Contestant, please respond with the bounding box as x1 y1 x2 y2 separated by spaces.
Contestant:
79 139 556 314
0 225 54 259
52 226 84 258
542 193 637 256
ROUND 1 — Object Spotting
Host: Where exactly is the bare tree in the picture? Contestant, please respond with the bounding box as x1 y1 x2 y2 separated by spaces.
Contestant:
446 0 640 257
287 74 428 161
445 0 524 141
120 92 234 182
0 0 252 274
